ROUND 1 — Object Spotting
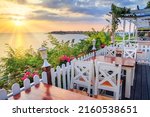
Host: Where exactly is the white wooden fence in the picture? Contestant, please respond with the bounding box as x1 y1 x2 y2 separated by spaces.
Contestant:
0 74 46 100
51 62 71 89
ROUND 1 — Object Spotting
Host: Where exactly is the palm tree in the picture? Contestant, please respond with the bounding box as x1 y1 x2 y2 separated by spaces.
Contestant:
145 1 150 9
110 4 130 44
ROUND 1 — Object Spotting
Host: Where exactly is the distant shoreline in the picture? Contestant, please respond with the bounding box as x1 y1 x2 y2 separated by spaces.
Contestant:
49 31 90 34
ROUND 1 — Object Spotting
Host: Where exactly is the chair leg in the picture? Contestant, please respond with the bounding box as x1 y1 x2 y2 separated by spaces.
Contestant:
119 85 122 99
131 67 135 86
77 85 79 90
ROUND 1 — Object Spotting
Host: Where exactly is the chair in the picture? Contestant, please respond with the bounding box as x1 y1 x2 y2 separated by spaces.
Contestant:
125 42 138 48
123 47 137 59
0 89 8 100
12 83 21 95
123 47 136 85
33 75 40 85
105 47 116 57
70 60 94 96
94 61 122 100
23 78 31 90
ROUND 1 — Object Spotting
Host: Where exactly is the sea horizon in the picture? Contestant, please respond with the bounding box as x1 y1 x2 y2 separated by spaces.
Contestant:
0 33 87 58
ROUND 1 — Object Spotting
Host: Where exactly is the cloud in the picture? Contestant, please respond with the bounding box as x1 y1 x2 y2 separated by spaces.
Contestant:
2 0 150 23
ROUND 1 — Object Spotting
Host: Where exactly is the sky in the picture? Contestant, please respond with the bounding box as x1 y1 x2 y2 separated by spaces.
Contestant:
0 0 149 33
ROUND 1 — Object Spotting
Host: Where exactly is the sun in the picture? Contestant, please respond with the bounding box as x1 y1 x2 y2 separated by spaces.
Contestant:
14 19 25 26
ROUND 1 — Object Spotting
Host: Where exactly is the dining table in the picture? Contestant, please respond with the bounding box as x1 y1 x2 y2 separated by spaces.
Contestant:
95 55 136 98
9 83 96 100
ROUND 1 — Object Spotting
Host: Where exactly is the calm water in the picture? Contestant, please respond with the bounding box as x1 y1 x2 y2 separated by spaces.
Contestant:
0 33 87 58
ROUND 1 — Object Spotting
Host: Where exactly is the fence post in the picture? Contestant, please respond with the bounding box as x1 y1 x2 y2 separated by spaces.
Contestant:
43 66 52 85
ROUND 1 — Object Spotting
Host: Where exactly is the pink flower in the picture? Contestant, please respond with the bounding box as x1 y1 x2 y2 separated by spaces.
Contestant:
60 55 68 61
31 72 39 78
66 57 71 62
25 72 31 76
21 75 27 81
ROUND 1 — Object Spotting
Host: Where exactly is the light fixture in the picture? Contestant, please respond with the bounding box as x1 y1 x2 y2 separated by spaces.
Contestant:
92 39 96 51
38 47 50 68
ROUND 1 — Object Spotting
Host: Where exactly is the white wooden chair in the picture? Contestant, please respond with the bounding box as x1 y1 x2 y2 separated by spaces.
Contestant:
105 47 116 57
42 71 48 84
94 61 122 100
123 47 137 85
125 42 138 48
12 83 21 95
33 75 40 85
23 78 31 90
0 89 8 100
70 60 94 95
123 47 137 59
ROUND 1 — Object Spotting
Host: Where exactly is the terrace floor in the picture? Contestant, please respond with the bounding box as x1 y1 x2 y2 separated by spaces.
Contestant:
122 64 150 100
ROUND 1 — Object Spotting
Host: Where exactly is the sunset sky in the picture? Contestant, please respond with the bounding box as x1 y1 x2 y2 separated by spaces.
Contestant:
0 0 149 33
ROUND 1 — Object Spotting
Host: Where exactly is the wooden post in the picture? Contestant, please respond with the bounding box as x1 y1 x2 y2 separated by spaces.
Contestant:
93 50 96 60
123 19 126 45
129 20 131 40
92 39 96 60
43 66 52 85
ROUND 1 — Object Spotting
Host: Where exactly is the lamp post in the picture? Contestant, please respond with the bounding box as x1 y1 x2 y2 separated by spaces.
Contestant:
39 47 52 85
92 39 96 59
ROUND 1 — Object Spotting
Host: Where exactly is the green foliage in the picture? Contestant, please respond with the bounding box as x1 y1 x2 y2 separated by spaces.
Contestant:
0 45 43 77
0 31 111 90
145 1 150 9
46 33 93 67
111 4 130 33
85 28 111 49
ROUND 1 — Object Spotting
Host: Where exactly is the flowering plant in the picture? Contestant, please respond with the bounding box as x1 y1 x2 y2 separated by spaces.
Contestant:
100 44 106 48
59 55 74 65
21 71 39 81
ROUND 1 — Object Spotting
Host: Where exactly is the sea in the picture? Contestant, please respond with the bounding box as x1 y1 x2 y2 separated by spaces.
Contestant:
0 33 87 58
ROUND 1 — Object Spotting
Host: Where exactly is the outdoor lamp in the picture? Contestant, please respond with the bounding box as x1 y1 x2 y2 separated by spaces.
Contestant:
38 47 50 68
39 47 51 85
92 39 96 51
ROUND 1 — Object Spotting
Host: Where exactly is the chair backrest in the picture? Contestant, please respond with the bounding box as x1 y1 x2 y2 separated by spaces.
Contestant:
23 78 31 90
33 75 40 85
71 60 94 95
94 61 121 99
125 42 138 48
12 83 21 95
105 47 116 57
0 89 8 100
115 42 124 49
123 47 137 59
42 71 48 84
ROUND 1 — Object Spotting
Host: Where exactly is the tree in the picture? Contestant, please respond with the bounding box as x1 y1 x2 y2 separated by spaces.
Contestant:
108 4 130 43
145 1 150 9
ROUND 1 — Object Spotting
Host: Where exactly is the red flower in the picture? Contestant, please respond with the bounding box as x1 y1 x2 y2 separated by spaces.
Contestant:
21 71 39 81
66 57 71 62
60 55 66 61
31 72 39 78
25 72 31 76
21 75 27 81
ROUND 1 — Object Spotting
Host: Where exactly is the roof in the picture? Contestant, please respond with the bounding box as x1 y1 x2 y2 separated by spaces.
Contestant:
122 8 150 28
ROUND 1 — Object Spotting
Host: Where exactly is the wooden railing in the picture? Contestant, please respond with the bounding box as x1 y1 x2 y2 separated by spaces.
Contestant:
51 62 71 89
0 74 47 100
